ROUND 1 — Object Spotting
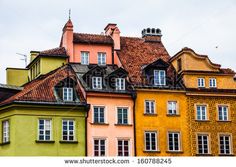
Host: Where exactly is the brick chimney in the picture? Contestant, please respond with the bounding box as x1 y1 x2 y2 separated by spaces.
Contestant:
142 28 162 42
61 19 74 62
104 23 120 50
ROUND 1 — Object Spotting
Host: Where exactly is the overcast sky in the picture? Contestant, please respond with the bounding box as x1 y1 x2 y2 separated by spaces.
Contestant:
0 0 236 84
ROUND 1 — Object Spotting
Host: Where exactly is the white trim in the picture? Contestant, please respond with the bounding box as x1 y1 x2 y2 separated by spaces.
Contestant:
209 78 217 88
62 119 75 141
167 131 181 151
115 78 125 90
197 78 205 88
144 131 158 151
92 77 102 90
154 70 166 86
81 51 89 65
92 105 106 123
144 100 156 114
93 138 107 156
98 52 106 65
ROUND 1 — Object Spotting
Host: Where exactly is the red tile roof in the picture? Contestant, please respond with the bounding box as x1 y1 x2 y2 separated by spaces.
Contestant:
117 37 170 84
73 33 113 45
0 65 85 106
40 47 67 56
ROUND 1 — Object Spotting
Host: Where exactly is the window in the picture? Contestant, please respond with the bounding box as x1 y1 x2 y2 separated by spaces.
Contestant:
118 140 129 156
209 78 217 88
92 77 102 89
63 87 73 101
81 51 89 65
2 120 9 143
115 78 125 90
154 70 166 86
62 120 75 141
218 106 229 121
98 52 106 65
198 78 205 88
117 108 128 124
38 119 52 141
94 139 106 156
93 106 105 123
145 131 157 151
168 132 180 151
196 105 207 120
197 134 209 154
177 58 182 72
168 101 177 115
219 135 231 155
145 100 155 114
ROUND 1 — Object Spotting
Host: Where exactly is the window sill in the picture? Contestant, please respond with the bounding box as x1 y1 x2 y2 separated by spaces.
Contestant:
195 120 210 122
166 114 180 117
90 122 109 126
35 140 55 143
143 113 157 116
114 124 133 126
143 150 161 153
0 141 10 146
218 154 234 156
196 154 213 156
59 140 78 144
166 151 183 153
217 120 231 122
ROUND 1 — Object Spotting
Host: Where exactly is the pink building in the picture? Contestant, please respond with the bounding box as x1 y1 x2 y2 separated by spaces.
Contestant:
61 19 135 156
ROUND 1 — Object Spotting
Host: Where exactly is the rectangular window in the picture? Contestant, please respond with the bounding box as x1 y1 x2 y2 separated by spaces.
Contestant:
196 105 207 120
219 135 231 155
118 140 129 156
168 101 177 115
117 108 128 124
63 87 73 101
197 134 209 154
177 58 182 72
198 78 205 88
154 70 166 86
62 120 75 141
209 78 217 88
145 131 157 151
98 52 106 65
115 78 125 90
38 119 52 141
2 120 10 143
218 106 229 121
145 100 155 114
93 106 105 123
92 77 102 89
168 132 180 151
94 139 106 156
81 51 89 65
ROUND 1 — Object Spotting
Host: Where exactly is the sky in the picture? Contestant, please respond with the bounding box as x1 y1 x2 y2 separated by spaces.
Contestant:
0 0 236 84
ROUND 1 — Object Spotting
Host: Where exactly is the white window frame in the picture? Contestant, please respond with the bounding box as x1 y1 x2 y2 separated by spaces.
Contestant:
62 120 75 141
219 134 232 155
168 132 181 151
63 87 73 101
209 78 217 88
81 51 89 65
196 105 207 121
197 134 210 154
38 119 52 141
154 70 166 86
218 105 229 121
92 77 102 89
117 139 130 156
93 139 106 156
144 131 157 151
198 78 205 88
93 106 105 123
2 120 10 143
98 52 106 65
117 107 128 125
115 78 125 90
167 101 177 115
145 100 155 114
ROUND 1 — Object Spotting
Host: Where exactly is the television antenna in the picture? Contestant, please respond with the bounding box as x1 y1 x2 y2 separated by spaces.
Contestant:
16 53 27 67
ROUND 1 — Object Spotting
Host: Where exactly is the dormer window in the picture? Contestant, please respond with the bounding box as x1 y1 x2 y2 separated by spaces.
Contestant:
116 78 125 90
154 70 166 86
177 58 182 72
63 87 73 101
92 77 102 89
198 78 205 88
98 52 106 65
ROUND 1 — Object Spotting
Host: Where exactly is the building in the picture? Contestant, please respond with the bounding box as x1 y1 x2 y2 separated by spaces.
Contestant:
0 65 89 156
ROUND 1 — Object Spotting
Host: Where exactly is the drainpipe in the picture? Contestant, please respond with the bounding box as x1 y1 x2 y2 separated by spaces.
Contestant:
131 90 137 156
112 43 115 69
85 103 90 156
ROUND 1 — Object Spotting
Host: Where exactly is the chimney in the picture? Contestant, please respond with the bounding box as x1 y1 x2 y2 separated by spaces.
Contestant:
104 23 120 50
61 19 74 62
142 28 162 42
30 51 40 62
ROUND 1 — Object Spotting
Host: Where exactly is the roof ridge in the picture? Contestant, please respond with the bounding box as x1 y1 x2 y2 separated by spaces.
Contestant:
120 36 142 40
73 32 110 37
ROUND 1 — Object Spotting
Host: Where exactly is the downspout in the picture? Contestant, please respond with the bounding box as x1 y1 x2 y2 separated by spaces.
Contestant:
85 102 90 157
112 43 115 69
131 90 137 156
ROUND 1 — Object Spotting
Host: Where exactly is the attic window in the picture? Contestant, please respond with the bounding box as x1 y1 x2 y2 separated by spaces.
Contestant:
154 70 166 86
63 87 73 101
177 58 182 72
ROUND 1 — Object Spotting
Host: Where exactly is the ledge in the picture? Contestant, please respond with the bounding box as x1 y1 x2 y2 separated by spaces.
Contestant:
0 141 10 146
143 113 157 116
217 120 232 123
196 154 213 156
35 140 55 143
218 154 234 156
166 114 180 117
114 124 133 126
90 122 109 126
166 151 184 153
59 140 78 144
143 150 161 153
195 120 210 122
